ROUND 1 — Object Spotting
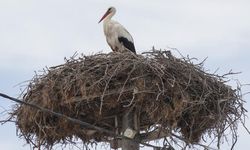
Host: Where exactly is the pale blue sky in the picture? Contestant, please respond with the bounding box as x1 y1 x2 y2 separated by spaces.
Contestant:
0 0 250 149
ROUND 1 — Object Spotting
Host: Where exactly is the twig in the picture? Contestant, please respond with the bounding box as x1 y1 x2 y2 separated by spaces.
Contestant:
170 133 218 150
100 64 117 114
240 119 250 135
117 61 136 102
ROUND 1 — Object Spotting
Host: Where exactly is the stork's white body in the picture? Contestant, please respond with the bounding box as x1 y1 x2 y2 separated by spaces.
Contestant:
103 20 134 53
99 7 136 54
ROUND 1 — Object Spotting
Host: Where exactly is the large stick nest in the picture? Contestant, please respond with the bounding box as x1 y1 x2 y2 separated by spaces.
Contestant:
12 50 245 149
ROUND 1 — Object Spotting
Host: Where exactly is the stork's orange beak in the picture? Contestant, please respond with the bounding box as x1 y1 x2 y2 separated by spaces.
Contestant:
98 10 111 23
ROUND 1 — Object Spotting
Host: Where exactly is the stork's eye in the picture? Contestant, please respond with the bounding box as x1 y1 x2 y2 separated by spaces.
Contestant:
108 8 112 11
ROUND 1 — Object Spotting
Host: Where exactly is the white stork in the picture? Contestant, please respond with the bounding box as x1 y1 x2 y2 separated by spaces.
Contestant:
98 7 136 54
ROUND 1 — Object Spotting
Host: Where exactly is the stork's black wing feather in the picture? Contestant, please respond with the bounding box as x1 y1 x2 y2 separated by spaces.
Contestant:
118 37 136 54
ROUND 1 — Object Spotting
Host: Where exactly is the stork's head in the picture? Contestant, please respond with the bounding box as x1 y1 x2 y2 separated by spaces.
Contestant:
98 7 116 23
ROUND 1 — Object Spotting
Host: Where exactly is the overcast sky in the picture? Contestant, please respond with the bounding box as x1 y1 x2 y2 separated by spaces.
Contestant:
0 0 250 149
